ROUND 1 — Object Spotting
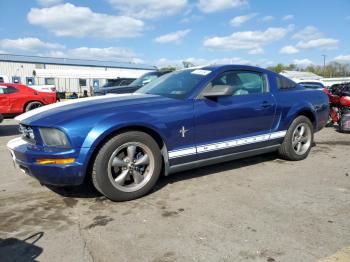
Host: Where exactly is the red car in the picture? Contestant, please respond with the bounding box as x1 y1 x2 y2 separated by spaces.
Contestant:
0 83 57 115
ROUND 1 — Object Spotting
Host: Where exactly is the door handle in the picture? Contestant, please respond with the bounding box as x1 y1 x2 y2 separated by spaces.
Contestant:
261 101 273 108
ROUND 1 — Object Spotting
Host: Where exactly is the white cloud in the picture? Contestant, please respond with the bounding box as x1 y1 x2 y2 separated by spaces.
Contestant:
248 48 264 54
155 29 191 44
107 0 187 19
36 0 63 7
27 3 144 38
296 38 338 50
0 37 143 63
261 16 274 22
181 14 203 24
293 58 314 66
203 26 291 53
292 26 323 41
280 45 299 54
197 0 247 13
282 14 294 21
63 47 139 61
289 25 338 51
0 37 64 52
156 56 251 68
334 54 350 62
230 13 257 27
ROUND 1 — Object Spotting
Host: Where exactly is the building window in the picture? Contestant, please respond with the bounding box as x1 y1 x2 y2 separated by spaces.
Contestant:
12 76 21 83
45 78 55 85
0 77 4 83
79 79 87 86
26 77 35 85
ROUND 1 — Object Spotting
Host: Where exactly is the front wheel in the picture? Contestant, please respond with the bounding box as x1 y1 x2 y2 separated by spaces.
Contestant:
92 131 162 201
278 116 314 161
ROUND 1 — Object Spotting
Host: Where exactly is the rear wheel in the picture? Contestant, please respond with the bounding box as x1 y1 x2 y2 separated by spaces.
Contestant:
278 116 314 161
25 101 43 112
92 131 162 201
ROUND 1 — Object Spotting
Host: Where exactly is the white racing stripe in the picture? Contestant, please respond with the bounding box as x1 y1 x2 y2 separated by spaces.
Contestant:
169 130 287 159
168 147 196 159
15 93 131 122
7 137 28 150
269 130 287 139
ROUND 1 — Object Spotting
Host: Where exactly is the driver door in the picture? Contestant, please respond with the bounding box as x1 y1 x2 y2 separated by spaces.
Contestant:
194 70 276 160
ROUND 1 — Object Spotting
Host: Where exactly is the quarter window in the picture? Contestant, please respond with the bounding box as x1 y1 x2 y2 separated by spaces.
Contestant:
4 86 19 94
0 86 18 94
277 76 296 89
211 70 267 96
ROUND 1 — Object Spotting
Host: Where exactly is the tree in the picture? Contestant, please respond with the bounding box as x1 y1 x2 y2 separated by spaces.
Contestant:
159 67 176 72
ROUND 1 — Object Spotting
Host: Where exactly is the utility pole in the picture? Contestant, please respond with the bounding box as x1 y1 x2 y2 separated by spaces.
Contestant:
322 54 326 77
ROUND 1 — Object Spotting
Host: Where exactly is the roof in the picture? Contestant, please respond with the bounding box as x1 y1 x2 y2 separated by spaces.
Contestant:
0 53 156 70
280 70 322 80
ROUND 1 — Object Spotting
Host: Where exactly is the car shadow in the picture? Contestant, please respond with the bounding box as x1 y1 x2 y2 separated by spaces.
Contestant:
47 183 102 199
152 152 279 194
48 152 279 200
0 232 44 262
0 124 20 137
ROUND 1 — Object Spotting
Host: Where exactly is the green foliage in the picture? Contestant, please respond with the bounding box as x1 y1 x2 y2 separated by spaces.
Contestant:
267 63 297 73
159 67 177 72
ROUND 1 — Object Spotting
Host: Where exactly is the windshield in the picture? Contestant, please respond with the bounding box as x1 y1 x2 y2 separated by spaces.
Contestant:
131 72 160 87
136 69 211 99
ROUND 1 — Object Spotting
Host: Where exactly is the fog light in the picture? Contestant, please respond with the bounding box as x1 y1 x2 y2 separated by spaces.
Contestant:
36 158 75 165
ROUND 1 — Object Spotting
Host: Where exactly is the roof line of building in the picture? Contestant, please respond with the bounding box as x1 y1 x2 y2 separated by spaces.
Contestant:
0 53 156 70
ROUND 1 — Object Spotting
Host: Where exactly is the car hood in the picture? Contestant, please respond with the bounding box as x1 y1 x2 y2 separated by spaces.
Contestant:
16 93 173 126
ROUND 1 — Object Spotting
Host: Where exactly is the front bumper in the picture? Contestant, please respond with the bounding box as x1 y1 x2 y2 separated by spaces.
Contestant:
7 137 86 186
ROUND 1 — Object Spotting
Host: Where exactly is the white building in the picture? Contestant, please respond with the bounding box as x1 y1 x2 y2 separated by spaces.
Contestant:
0 54 156 94
281 70 350 87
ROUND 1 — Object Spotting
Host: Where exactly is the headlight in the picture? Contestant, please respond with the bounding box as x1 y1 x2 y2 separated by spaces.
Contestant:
39 128 70 147
19 124 36 143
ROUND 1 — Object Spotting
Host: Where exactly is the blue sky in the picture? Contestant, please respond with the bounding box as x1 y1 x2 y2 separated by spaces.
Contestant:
0 0 349 68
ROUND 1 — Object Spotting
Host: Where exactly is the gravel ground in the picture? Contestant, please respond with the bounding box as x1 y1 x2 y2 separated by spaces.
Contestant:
0 118 349 262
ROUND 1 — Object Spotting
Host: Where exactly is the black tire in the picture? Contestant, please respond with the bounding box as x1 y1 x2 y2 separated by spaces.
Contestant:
278 116 314 161
92 131 162 201
25 101 43 112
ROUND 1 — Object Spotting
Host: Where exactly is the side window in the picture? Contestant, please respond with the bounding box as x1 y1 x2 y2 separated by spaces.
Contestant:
0 86 16 94
4 86 19 94
277 76 296 89
211 70 267 96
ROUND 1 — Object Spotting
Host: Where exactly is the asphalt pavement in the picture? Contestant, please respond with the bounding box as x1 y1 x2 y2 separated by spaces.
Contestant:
0 118 349 262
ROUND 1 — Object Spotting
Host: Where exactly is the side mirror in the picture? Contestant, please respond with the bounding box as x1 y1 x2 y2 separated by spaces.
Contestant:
202 85 234 98
141 79 151 85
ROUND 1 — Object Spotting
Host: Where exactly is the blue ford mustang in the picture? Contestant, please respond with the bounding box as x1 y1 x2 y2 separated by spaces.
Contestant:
7 65 329 201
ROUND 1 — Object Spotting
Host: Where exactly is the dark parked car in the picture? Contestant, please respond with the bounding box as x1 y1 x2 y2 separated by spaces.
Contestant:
94 71 171 95
102 78 136 88
299 81 325 90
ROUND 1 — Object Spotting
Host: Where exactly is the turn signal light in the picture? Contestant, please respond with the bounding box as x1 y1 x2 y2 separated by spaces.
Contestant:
36 158 75 165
